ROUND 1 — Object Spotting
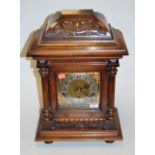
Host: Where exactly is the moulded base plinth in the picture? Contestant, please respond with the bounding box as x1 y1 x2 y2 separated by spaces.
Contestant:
35 108 123 143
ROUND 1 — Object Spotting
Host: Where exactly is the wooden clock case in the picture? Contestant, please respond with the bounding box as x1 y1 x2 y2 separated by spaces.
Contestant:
26 10 128 143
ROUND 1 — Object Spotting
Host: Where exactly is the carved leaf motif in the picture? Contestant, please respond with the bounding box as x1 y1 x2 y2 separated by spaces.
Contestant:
44 17 107 38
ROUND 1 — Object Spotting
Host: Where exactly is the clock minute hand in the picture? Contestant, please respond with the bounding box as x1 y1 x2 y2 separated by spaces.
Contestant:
80 88 90 97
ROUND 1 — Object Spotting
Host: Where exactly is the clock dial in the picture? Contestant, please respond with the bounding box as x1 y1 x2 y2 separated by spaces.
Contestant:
57 72 100 109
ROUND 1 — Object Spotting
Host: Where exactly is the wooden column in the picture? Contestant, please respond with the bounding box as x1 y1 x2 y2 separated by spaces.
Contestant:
37 60 52 121
107 59 118 119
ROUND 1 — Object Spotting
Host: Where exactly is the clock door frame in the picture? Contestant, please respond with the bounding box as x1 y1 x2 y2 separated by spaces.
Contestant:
49 62 108 119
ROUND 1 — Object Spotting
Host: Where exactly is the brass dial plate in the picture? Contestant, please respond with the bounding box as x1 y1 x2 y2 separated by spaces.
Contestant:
57 72 100 110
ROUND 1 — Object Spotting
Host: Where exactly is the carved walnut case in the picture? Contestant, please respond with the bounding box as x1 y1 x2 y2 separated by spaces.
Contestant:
26 10 128 143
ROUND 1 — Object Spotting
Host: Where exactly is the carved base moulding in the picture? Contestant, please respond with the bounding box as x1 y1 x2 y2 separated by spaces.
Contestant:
35 108 123 142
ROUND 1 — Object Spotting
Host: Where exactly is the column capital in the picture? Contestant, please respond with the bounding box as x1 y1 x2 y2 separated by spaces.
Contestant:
39 67 49 78
108 59 119 67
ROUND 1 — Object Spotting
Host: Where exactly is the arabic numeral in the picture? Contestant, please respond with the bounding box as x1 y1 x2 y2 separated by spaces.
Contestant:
77 75 81 79
64 80 68 85
92 87 95 90
62 93 67 97
70 75 73 80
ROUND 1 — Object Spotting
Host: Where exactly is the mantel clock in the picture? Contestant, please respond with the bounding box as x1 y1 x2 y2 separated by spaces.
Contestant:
26 10 128 143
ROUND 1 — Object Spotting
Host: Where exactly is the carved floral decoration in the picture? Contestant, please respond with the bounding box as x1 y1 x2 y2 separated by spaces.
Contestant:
44 17 107 38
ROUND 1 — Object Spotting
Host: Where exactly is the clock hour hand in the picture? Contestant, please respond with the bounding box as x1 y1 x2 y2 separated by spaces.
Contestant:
84 84 90 89
74 87 80 92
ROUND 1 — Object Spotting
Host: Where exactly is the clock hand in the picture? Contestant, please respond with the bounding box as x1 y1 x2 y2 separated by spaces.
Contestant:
74 87 81 92
80 85 89 93
80 88 90 96
74 87 78 92
84 84 90 89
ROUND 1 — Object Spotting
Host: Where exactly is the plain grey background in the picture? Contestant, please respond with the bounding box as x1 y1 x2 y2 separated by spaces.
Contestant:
20 0 135 155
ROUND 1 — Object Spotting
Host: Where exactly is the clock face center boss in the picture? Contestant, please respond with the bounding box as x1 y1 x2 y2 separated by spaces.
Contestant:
26 10 128 143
